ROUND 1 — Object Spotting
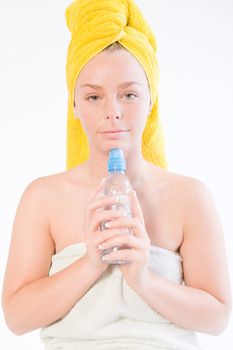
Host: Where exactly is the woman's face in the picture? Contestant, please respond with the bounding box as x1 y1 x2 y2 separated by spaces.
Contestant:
74 48 151 154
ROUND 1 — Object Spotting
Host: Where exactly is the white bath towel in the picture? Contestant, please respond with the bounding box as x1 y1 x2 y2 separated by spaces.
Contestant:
40 242 203 349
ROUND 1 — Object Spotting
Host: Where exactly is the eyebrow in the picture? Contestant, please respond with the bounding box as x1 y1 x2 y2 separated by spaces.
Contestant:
80 81 142 89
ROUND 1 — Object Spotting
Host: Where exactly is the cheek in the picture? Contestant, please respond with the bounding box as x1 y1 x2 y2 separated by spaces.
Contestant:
75 98 101 120
130 103 149 124
74 103 99 138
76 117 93 140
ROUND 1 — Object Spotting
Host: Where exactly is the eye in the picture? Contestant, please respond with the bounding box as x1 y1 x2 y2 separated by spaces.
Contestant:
124 93 138 100
87 95 99 102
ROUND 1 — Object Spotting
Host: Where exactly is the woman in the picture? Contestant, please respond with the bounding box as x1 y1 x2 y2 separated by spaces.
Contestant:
2 0 231 349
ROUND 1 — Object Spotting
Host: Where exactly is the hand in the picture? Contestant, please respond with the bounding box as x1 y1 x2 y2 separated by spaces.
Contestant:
83 180 128 272
97 189 151 290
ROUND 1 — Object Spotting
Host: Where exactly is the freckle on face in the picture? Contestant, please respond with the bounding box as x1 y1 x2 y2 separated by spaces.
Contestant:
74 50 150 102
73 50 151 140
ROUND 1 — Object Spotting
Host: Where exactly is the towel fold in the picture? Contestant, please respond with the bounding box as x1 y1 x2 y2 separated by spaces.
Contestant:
40 243 202 349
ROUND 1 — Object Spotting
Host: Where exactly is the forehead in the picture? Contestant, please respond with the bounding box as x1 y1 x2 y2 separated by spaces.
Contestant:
76 49 148 85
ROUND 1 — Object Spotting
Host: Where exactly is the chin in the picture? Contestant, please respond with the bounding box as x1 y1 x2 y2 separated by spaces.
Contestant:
99 141 131 154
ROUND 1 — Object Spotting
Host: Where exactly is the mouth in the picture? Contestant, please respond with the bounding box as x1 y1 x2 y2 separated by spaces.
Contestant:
99 130 129 139
101 129 129 133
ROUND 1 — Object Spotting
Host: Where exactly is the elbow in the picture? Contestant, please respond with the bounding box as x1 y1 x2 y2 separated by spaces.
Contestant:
7 326 26 337
210 319 229 336
3 310 29 336
3 313 27 336
208 303 232 336
2 298 30 336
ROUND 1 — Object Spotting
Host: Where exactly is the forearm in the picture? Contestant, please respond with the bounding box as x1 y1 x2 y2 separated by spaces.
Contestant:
133 270 229 335
3 254 105 335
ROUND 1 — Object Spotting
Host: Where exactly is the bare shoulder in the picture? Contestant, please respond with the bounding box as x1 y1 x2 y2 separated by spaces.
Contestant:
23 167 79 197
16 175 59 219
157 166 223 239
165 170 218 229
163 169 222 237
161 167 210 195
155 167 212 210
167 167 219 230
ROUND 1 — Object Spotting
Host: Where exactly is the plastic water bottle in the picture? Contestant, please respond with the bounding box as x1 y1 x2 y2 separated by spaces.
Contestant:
99 148 133 264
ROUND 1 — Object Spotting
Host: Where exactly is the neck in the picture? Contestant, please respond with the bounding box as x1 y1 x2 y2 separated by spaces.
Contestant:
82 147 153 189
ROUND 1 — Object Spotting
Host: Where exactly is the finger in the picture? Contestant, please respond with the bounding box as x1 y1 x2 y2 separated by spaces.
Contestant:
93 228 133 247
97 233 142 251
88 209 125 236
103 216 146 239
129 189 145 225
101 248 137 264
84 193 120 234
88 195 120 212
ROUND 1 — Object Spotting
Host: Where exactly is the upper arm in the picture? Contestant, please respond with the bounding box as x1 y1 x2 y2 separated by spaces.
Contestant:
2 177 55 303
180 178 232 309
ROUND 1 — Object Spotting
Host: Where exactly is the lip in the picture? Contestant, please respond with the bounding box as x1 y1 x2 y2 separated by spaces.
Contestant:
101 129 128 133
99 130 129 139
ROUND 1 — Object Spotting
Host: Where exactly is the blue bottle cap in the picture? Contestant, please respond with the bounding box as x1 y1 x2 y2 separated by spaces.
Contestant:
108 148 126 173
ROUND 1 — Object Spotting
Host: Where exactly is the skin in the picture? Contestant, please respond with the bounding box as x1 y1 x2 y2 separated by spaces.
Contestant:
1 49 232 336
73 48 153 187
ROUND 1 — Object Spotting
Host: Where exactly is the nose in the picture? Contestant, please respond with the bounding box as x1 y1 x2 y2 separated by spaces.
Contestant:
104 97 122 120
106 113 121 120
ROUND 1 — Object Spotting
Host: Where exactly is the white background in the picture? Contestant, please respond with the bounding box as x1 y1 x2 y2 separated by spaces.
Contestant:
0 0 232 348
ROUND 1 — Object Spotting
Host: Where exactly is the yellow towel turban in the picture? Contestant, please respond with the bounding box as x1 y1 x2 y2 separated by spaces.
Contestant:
65 0 167 170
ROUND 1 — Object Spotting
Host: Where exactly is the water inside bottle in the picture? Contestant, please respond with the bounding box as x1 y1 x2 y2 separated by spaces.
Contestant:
100 194 133 264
